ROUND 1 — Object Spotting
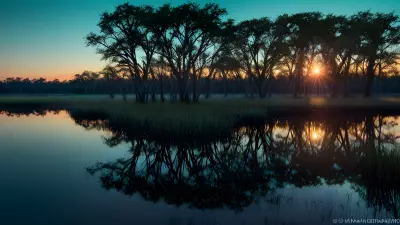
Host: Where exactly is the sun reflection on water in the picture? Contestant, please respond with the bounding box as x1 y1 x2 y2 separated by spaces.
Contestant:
312 131 319 140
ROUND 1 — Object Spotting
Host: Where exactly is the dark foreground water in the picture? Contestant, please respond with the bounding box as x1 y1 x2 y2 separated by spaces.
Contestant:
1 109 400 225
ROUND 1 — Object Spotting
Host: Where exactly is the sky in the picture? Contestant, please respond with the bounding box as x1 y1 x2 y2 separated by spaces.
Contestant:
0 0 399 80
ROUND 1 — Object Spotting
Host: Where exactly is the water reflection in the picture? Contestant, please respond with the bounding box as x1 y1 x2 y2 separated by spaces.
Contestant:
65 110 400 218
0 108 61 117
2 108 400 222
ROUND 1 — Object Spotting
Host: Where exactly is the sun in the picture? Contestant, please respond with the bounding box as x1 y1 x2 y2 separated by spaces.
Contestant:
313 68 320 75
312 132 319 140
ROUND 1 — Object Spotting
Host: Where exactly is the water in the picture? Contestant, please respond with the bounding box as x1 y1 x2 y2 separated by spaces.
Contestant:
1 109 400 225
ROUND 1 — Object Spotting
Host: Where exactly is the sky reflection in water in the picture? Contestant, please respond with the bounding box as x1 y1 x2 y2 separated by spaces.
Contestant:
0 110 399 225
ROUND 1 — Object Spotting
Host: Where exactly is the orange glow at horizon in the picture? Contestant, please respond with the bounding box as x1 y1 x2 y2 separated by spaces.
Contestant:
1 72 76 81
0 64 104 81
0 51 106 81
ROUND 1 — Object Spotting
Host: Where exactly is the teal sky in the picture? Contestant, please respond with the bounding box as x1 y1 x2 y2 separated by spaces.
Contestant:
0 0 399 80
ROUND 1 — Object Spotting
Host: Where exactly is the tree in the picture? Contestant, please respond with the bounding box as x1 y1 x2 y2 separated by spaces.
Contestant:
86 3 159 103
336 15 365 97
233 17 288 98
282 12 323 97
101 65 120 98
32 77 46 84
318 14 356 97
353 12 400 97
81 71 99 93
71 71 97 93
213 52 242 97
150 56 169 102
153 3 231 103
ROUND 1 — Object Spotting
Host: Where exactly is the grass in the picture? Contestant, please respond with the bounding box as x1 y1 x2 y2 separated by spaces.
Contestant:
1 95 400 131
0 95 267 138
2 95 400 111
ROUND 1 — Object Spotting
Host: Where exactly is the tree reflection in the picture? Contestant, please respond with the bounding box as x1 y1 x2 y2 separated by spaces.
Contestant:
2 108 400 218
72 113 400 215
85 123 277 211
60 111 400 216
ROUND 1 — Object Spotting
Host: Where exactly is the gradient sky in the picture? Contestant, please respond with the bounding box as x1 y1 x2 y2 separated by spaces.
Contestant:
0 0 399 80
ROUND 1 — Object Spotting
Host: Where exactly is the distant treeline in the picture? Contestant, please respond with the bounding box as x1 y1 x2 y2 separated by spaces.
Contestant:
2 3 399 102
1 74 400 97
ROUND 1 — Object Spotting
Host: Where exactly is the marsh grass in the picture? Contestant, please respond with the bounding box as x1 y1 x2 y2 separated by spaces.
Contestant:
2 95 400 133
0 96 269 139
362 148 400 186
349 148 400 217
67 106 268 145
0 96 268 120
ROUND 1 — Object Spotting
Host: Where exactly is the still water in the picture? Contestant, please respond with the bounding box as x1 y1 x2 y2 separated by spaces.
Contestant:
1 109 400 225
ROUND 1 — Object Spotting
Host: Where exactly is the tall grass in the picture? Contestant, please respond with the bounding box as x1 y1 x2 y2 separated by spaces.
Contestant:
2 95 400 129
0 96 269 137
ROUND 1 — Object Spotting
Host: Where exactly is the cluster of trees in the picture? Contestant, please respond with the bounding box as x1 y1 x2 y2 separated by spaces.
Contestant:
0 70 132 95
85 3 399 102
3 73 400 97
1 4 399 102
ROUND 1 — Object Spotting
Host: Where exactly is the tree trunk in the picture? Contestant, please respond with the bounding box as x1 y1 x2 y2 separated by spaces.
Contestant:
205 77 211 99
304 78 308 97
236 77 240 94
108 80 115 99
169 75 177 102
248 76 254 98
245 77 249 98
136 84 146 103
177 76 190 103
150 81 156 102
331 66 340 98
159 75 165 103
256 78 266 98
294 48 305 98
192 73 198 102
222 71 228 98
364 55 376 97
377 63 382 96
267 76 272 98
139 84 147 103
343 55 351 97
130 68 146 103
92 82 97 94
122 88 128 103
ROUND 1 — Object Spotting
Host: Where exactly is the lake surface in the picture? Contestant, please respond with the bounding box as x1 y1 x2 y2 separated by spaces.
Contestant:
1 109 400 225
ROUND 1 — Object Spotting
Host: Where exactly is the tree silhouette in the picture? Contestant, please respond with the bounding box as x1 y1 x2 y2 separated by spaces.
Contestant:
100 65 120 99
86 4 159 103
233 17 288 98
152 3 232 103
65 109 400 217
353 12 400 97
1 7 400 99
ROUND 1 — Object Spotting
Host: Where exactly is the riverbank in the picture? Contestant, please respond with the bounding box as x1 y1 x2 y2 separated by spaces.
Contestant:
2 95 400 138
1 95 400 108
1 95 400 122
